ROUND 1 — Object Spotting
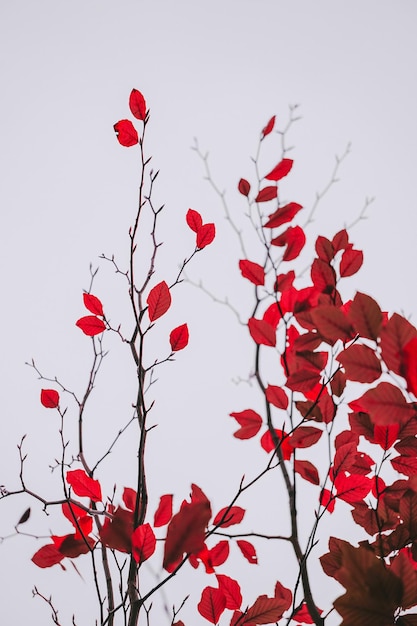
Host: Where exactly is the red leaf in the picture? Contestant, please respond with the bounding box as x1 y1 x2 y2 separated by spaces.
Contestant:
255 186 278 203
237 539 257 564
380 313 417 375
349 382 415 426
83 293 104 317
334 472 372 504
163 491 211 569
315 236 335 263
347 292 382 341
238 178 251 196
40 389 59 409
213 506 245 528
293 602 320 624
58 533 95 558
147 281 171 322
402 337 417 396
239 260 265 286
262 303 281 330
332 229 349 252
230 409 263 440
310 306 353 345
391 455 417 477
196 223 216 249
271 225 306 261
290 426 322 449
132 523 156 564
129 88 147 121
170 324 189 351
340 248 363 277
209 541 229 566
264 202 303 229
260 429 292 459
154 494 173 527
32 543 65 568
216 574 242 610
261 115 275 138
197 586 226 624
337 344 382 383
122 487 136 511
311 258 336 293
76 315 106 336
286 369 321 394
320 488 335 513
99 506 133 553
186 208 203 233
265 385 288 409
62 503 92 537
265 158 293 181
114 119 139 147
248 318 276 346
244 594 289 624
294 459 320 485
66 469 102 502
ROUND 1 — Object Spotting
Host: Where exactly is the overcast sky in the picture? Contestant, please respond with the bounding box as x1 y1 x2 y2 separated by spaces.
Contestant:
1 2 417 624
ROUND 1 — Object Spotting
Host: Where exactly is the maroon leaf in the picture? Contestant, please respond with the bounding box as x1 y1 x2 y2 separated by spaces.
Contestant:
244 594 289 624
337 344 382 383
347 292 382 341
114 119 138 147
238 178 251 196
147 281 171 322
294 459 320 485
290 426 322 449
349 382 415 426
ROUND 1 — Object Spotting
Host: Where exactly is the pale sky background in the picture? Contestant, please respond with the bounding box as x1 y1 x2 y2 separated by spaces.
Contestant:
1 1 417 624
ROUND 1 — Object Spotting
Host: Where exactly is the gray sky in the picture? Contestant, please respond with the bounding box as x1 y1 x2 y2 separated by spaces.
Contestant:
1 1 417 624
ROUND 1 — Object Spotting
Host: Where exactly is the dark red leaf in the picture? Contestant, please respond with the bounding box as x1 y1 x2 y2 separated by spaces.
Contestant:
17 508 31 525
239 259 265 286
315 236 335 263
349 382 415 426
260 429 292 459
340 248 363 277
265 385 288 409
154 494 173 527
337 344 382 383
40 389 60 408
100 506 133 553
83 293 104 317
186 208 203 233
347 292 382 341
261 115 275 138
310 306 354 345
114 119 138 147
264 202 303 229
248 318 276 346
169 324 189 351
32 543 65 568
76 315 106 336
238 178 251 196
122 487 136 511
265 158 293 181
391 455 417 477
58 533 95 558
286 369 321 394
147 281 171 322
294 459 320 485
255 186 278 203
197 586 226 624
237 539 257 564
244 594 289 624
332 229 349 252
131 523 156 564
213 506 245 528
196 223 216 249
163 489 211 569
402 337 417 396
290 426 322 449
66 469 102 502
230 409 263 440
129 88 147 121
311 258 336 293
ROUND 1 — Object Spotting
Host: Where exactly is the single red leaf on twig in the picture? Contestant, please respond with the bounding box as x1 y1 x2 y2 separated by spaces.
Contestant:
248 318 276 346
154 494 173 527
237 539 257 564
265 385 288 409
114 119 139 147
197 586 226 624
244 594 290 623
340 248 363 277
147 281 171 322
255 186 278 203
76 315 106 336
216 574 242 610
213 506 245 528
261 115 276 138
170 324 189 351
265 158 293 181
66 469 102 502
129 88 147 121
131 523 156 564
196 223 216 249
271 225 306 261
83 293 104 317
294 459 320 485
186 208 203 232
238 178 251 196
230 409 263 440
40 389 59 408
264 202 303 229
239 259 265 286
